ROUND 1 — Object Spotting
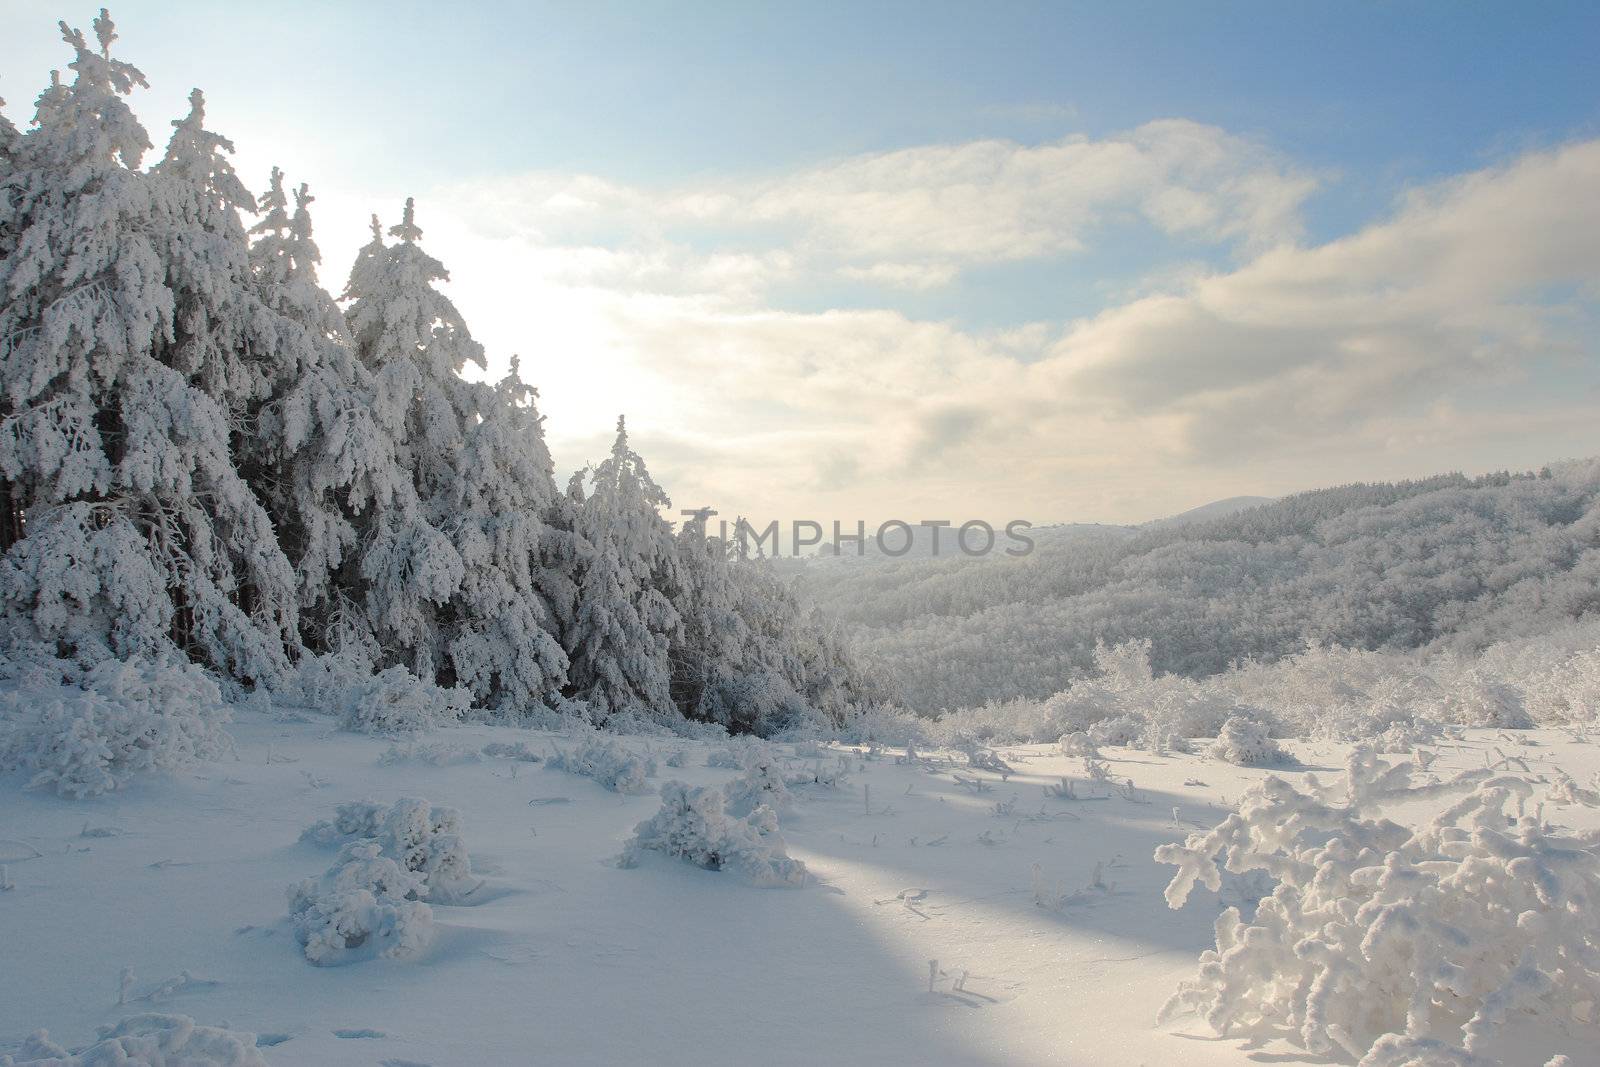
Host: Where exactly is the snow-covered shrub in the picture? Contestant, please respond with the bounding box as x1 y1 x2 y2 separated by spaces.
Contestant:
621 781 807 887
1089 713 1144 747
1155 750 1597 1061
287 840 434 964
0 658 231 798
722 756 794 817
1437 670 1534 729
299 797 475 902
1208 715 1296 766
1375 717 1445 753
705 736 774 769
548 732 656 794
335 665 470 734
830 702 927 747
1058 731 1100 758
1 1013 268 1066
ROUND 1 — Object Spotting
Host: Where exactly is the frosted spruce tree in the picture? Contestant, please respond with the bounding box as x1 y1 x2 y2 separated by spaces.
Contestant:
669 510 758 727
0 12 297 685
245 170 412 651
342 199 572 709
446 359 571 713
339 204 470 681
564 417 680 722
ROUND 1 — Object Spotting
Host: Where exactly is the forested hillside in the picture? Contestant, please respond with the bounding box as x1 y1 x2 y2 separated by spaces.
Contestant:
796 465 1600 710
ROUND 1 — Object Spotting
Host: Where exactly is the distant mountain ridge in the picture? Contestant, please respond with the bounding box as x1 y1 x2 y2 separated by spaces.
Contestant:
792 462 1600 711
1141 495 1276 529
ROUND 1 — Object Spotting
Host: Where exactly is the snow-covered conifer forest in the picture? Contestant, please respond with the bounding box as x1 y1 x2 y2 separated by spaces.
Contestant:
3 9 1598 1067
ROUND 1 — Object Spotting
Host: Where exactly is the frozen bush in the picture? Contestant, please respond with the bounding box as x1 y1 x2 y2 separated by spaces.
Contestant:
287 840 434 965
1155 751 1596 1062
621 781 808 887
0 658 232 798
722 756 794 817
828 701 928 747
299 797 475 902
1437 670 1534 729
706 736 773 769
1 1013 268 1066
337 665 471 734
1208 715 1296 766
1089 714 1143 747
548 732 656 794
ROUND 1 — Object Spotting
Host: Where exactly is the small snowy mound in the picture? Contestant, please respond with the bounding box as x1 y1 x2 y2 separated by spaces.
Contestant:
288 840 434 965
1155 748 1597 1062
1 1013 267 1066
549 733 656 794
622 781 808 887
1207 715 1295 767
300 797 476 902
0 658 232 798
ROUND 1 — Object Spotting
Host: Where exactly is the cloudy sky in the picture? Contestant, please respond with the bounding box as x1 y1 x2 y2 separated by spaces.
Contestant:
4 1 1598 527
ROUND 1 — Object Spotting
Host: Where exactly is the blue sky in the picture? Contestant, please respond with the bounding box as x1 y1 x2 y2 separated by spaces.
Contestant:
3 1 1598 524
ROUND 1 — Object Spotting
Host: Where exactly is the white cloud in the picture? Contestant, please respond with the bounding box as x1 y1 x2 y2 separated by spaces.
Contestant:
301 129 1600 526
441 120 1317 291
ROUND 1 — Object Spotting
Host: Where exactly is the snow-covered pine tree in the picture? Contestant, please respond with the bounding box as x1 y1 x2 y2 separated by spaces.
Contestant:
245 170 412 653
151 88 268 412
339 202 471 682
564 416 680 722
0 89 23 547
669 509 756 727
0 11 295 686
445 358 570 713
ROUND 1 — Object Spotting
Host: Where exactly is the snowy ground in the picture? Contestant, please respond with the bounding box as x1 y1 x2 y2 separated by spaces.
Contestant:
3 716 1596 1066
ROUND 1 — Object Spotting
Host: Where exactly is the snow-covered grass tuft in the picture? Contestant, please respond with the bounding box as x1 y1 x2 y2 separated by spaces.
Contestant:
1155 747 1596 1062
548 732 657 794
0 658 232 798
0 1013 268 1066
622 781 808 887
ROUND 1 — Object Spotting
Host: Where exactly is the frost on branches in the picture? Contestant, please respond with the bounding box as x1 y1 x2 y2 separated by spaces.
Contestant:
1154 746 1595 1063
0 657 230 797
622 780 809 887
0 1013 268 1067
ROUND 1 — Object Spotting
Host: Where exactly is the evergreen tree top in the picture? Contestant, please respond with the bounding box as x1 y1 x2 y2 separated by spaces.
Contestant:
390 196 423 243
40 9 150 171
158 87 254 211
